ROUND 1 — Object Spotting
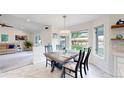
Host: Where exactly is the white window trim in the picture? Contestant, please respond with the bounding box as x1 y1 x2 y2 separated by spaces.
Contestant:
71 29 89 49
94 25 105 59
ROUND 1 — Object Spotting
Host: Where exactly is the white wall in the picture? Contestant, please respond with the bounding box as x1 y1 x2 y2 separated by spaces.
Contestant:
40 26 52 46
0 27 33 47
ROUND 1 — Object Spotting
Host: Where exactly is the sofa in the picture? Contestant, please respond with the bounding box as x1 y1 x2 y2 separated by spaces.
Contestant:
0 43 16 55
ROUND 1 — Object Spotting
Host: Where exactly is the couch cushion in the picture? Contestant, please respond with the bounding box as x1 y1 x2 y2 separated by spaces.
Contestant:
8 44 15 49
0 44 7 49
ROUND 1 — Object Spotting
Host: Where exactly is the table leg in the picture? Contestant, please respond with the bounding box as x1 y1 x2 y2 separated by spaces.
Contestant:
61 67 64 78
51 60 56 72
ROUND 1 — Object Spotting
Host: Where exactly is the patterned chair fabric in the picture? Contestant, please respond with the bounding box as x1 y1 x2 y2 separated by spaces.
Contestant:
63 61 77 71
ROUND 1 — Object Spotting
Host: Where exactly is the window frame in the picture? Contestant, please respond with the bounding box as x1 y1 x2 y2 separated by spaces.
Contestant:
34 34 41 46
95 25 105 58
71 29 89 51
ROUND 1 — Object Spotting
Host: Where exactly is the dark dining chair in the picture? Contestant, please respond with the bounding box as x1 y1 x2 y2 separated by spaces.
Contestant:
73 48 86 62
44 44 53 67
80 47 91 75
61 50 85 78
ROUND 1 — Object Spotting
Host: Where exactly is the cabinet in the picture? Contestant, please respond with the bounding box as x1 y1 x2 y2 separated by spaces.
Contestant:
113 52 124 77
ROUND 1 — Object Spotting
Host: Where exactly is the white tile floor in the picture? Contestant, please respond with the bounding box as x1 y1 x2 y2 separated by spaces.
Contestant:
0 62 112 78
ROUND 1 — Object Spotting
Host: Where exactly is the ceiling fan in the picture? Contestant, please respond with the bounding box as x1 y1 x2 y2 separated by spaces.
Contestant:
0 14 13 28
0 23 13 28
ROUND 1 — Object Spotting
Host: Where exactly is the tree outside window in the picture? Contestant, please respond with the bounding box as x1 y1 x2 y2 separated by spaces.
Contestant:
71 30 88 51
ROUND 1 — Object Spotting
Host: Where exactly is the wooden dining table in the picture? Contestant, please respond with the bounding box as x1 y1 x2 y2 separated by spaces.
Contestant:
44 51 78 72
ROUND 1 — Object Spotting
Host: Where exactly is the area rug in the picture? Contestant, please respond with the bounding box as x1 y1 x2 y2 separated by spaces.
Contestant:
0 51 33 73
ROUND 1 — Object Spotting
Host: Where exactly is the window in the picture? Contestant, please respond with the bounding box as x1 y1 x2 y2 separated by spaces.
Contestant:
95 25 104 57
35 34 41 46
71 30 88 51
59 36 66 49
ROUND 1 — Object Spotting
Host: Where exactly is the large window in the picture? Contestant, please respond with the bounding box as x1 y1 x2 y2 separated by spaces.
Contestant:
71 30 88 51
59 36 66 49
35 34 41 46
95 25 104 57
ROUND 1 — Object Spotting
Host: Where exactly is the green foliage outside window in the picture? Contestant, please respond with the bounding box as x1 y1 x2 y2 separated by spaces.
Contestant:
71 32 80 38
71 31 88 51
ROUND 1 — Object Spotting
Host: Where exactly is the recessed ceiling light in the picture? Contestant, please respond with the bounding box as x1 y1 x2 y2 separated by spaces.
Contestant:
26 19 30 22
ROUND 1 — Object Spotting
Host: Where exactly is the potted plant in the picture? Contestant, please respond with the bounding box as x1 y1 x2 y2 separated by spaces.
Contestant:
24 40 33 51
116 34 123 39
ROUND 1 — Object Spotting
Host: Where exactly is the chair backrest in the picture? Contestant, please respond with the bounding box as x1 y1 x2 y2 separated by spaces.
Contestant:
45 45 53 53
83 47 91 64
77 50 82 62
78 50 85 67
75 50 85 71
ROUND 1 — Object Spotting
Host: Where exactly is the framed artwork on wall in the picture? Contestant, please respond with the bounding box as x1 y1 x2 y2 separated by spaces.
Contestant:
15 35 20 40
1 34 8 42
15 35 27 40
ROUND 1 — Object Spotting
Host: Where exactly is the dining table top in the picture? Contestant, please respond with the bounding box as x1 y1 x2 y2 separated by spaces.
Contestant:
44 51 78 64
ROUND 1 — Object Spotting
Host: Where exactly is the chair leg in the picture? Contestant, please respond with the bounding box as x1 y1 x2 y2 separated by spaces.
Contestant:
63 68 65 78
87 63 89 70
51 61 52 67
61 67 65 78
46 59 48 67
75 71 78 78
84 64 87 75
80 65 83 78
51 61 55 72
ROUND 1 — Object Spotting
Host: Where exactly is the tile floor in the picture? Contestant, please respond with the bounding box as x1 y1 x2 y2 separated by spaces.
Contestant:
0 62 112 78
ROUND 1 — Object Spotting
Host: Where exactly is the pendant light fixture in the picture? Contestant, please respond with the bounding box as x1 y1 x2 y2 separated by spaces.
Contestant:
60 15 70 36
60 15 70 51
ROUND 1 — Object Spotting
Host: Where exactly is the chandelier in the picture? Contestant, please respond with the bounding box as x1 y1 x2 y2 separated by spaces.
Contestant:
60 15 70 36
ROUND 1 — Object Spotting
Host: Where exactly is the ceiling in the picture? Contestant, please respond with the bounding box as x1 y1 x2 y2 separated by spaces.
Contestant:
0 14 103 32
0 14 46 32
12 14 103 27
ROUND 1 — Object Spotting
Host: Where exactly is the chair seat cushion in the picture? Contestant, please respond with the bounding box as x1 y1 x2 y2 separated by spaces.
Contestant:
63 61 77 71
